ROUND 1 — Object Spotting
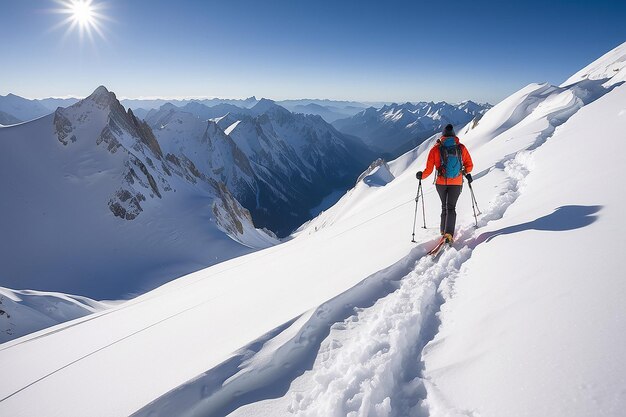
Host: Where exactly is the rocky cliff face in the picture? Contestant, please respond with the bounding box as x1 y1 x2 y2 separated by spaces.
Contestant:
49 86 274 241
148 99 374 236
52 87 171 220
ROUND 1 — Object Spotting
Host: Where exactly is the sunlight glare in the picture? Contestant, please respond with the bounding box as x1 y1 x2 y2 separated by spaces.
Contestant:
71 1 94 26
52 0 108 43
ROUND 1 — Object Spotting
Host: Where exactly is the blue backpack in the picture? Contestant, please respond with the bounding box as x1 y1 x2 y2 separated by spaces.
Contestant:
438 137 463 178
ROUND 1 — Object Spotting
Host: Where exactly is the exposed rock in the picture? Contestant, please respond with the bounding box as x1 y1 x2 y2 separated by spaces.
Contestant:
211 181 256 236
53 110 75 146
87 85 115 108
183 157 203 179
159 163 170 177
96 126 122 153
356 158 387 184
93 89 163 160
165 153 182 167
128 108 163 159
108 189 143 220
133 158 161 198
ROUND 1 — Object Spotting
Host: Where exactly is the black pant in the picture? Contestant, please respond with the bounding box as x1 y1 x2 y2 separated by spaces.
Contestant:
436 184 462 236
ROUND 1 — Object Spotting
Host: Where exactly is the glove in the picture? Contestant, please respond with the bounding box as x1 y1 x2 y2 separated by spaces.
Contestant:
465 173 473 183
416 171 423 180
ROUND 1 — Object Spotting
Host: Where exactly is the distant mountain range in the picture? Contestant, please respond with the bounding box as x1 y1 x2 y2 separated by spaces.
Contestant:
1 92 491 163
0 94 378 125
332 101 492 158
0 93 52 122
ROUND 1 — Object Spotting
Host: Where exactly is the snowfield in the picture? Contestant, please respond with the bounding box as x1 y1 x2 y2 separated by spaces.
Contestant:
1 42 626 417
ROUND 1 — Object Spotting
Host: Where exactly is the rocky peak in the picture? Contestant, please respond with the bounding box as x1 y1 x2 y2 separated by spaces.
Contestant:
160 102 177 111
361 106 379 118
204 119 224 137
85 85 116 107
251 98 277 114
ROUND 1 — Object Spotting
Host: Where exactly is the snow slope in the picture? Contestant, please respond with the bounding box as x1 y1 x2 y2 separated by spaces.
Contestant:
0 288 113 344
1 42 625 417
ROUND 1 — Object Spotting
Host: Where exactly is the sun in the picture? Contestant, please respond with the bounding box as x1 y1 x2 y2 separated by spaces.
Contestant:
52 0 108 43
70 1 94 26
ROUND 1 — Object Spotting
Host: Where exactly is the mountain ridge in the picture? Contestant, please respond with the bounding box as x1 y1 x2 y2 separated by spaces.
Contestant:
332 100 492 158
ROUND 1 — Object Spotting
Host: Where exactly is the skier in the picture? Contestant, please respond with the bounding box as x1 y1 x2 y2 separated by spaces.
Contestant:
416 124 473 244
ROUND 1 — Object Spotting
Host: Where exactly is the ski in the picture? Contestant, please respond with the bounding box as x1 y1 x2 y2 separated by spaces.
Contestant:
427 237 447 257
427 234 454 258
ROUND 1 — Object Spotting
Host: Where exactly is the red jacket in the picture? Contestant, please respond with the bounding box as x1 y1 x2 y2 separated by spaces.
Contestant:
422 136 473 186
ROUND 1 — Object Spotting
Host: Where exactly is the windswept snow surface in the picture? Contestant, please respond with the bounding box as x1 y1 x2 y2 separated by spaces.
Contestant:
0 288 113 344
2 43 626 417
562 41 626 87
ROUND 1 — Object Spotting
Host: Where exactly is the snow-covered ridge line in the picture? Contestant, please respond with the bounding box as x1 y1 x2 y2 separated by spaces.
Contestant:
562 41 626 87
0 288 113 344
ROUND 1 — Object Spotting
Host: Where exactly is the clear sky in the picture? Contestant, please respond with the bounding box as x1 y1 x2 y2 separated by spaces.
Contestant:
0 0 624 104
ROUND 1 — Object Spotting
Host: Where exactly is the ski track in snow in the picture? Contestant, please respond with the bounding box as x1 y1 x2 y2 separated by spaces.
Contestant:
134 81 582 417
133 149 531 417
286 153 533 417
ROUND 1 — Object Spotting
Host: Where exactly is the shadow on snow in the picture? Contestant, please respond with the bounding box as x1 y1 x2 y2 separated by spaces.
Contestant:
473 205 602 245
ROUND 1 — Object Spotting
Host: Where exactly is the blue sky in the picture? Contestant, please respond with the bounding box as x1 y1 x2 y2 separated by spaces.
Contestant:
0 0 624 103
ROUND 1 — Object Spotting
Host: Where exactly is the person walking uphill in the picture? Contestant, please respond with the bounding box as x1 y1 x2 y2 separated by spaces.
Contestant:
416 124 474 244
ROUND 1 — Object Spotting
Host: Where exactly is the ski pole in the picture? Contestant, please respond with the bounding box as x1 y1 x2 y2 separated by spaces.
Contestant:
468 181 481 228
469 181 481 214
420 180 426 229
411 180 425 242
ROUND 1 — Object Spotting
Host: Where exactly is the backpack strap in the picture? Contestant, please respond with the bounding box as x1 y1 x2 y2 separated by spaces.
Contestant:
437 142 446 177
458 143 466 174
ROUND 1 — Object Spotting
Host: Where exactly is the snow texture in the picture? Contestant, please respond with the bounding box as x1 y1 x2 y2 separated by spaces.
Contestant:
1 42 625 417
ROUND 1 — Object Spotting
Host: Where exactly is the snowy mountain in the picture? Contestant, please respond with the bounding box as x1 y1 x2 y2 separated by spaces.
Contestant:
0 110 21 126
1 42 625 417
146 99 374 236
333 100 491 157
0 93 52 122
0 86 277 302
0 94 375 125
120 96 259 113
37 97 81 111
277 102 367 123
145 101 250 123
